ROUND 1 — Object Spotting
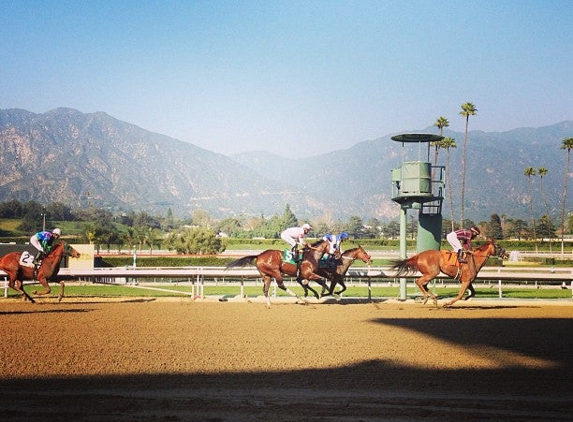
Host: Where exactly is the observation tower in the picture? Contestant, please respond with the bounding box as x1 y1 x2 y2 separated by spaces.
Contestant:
390 133 445 299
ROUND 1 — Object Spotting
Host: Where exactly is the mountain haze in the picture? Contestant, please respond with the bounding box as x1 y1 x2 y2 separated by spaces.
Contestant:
1 108 572 222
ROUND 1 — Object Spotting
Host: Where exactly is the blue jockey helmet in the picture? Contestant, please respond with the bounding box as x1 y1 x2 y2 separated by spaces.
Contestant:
340 232 349 240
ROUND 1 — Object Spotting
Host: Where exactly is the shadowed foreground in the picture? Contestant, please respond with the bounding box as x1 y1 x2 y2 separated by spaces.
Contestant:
1 298 572 421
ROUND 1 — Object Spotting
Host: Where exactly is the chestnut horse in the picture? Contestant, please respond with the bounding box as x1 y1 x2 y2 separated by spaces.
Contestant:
315 246 372 298
226 239 331 307
0 240 81 303
390 239 505 307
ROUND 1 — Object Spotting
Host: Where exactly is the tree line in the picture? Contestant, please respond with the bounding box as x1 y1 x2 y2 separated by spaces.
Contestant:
1 199 571 255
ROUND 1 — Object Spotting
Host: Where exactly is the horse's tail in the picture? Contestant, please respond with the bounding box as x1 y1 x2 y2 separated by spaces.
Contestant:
389 256 419 277
226 255 258 269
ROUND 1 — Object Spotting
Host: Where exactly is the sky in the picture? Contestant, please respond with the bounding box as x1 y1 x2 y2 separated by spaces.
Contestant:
1 0 572 157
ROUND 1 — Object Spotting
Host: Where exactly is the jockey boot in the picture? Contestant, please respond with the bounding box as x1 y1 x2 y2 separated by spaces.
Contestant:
291 246 299 262
457 249 466 263
33 251 45 266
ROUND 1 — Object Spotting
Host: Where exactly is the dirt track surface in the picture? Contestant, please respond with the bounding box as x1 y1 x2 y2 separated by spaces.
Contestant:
1 297 573 421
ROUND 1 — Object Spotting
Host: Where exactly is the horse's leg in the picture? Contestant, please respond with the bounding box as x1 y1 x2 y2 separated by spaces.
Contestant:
32 274 52 296
274 274 299 299
262 275 272 308
298 277 319 300
444 280 471 307
335 280 346 297
58 281 65 302
10 279 35 303
415 275 438 307
465 282 476 300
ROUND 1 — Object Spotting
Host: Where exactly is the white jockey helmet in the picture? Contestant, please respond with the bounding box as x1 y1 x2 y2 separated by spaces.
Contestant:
302 223 312 231
52 228 61 236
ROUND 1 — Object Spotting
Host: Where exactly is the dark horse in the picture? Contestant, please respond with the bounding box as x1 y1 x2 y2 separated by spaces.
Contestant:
0 240 81 303
316 245 372 298
390 239 505 307
225 239 331 307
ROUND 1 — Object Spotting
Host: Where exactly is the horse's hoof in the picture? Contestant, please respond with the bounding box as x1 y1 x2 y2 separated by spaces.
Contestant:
422 297 429 305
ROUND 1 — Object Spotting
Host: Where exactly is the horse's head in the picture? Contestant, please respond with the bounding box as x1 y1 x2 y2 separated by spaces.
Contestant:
494 244 509 259
356 245 372 264
476 238 505 258
54 240 81 259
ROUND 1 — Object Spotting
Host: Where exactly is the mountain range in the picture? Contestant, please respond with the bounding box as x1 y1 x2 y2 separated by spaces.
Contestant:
1 107 572 223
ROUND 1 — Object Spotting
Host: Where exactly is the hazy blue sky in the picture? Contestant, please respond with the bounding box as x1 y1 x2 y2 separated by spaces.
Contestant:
1 0 572 157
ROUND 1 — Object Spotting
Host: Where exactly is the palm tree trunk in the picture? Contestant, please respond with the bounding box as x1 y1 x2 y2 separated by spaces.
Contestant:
460 117 468 227
527 177 538 253
447 149 455 231
561 150 570 257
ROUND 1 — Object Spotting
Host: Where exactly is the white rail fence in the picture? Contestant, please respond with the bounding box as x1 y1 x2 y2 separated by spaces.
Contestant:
3 266 573 299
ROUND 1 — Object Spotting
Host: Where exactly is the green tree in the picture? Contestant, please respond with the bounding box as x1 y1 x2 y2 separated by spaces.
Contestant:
383 219 400 238
560 138 573 255
487 213 504 239
524 166 537 249
17 201 46 232
536 215 556 242
164 227 224 254
216 217 243 237
281 204 298 228
459 102 477 227
345 216 364 238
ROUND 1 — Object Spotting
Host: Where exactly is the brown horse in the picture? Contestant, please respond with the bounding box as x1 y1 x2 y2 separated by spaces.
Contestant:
0 240 81 303
317 245 372 298
390 239 505 307
226 239 331 307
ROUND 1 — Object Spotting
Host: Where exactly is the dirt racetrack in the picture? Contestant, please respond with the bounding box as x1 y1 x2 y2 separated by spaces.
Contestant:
1 296 573 421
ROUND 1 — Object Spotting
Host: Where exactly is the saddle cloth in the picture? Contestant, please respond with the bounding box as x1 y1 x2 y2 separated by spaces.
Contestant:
282 249 297 264
446 250 459 266
19 251 35 268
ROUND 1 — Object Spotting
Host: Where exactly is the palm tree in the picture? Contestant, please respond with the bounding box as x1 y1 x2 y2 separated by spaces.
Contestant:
459 102 477 227
538 167 549 216
524 166 537 250
538 167 551 252
560 138 573 255
440 137 457 230
432 116 449 165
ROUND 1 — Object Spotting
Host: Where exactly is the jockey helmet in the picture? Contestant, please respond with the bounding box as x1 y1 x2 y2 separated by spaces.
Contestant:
302 223 312 231
340 232 349 240
470 226 480 235
52 228 61 236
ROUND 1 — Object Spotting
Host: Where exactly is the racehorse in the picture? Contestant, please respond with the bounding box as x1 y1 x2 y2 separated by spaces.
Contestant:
317 245 372 298
0 240 81 303
390 239 505 307
225 239 331 307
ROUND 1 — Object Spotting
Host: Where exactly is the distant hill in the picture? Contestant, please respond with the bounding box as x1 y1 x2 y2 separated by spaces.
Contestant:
1 107 572 222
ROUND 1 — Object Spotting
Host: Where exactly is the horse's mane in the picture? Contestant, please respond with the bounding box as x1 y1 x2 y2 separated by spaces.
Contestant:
474 239 495 253
309 238 328 248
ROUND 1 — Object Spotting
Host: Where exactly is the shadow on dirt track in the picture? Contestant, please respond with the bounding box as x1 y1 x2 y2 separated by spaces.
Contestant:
1 302 572 421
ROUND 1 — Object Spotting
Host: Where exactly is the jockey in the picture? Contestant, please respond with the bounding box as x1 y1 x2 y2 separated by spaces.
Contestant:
30 228 61 264
280 223 313 260
323 232 348 266
323 232 348 255
446 226 480 263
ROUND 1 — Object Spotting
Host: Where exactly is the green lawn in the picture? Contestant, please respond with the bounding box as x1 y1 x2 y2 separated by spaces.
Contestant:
4 282 571 300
